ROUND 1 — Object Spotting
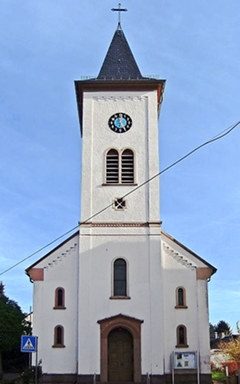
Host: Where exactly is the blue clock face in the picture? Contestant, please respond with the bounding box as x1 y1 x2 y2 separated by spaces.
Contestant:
108 113 132 133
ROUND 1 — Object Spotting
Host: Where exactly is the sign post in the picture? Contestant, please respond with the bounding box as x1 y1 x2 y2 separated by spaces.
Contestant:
21 336 38 384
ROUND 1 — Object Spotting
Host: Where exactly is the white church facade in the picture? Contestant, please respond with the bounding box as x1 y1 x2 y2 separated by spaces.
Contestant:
26 20 216 384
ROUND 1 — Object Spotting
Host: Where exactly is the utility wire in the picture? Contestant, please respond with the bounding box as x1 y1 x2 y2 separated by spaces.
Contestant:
0 120 239 277
83 120 240 221
0 225 79 276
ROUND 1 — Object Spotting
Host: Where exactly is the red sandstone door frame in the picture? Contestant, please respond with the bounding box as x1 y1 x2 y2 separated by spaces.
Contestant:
98 314 143 383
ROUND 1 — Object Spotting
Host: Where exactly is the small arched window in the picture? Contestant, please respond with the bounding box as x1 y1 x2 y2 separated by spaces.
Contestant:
121 149 134 184
54 287 65 309
113 258 127 296
53 325 65 347
176 287 187 308
176 325 188 347
106 149 119 184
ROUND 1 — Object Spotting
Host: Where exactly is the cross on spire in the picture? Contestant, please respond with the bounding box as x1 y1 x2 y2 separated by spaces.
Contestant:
111 3 127 29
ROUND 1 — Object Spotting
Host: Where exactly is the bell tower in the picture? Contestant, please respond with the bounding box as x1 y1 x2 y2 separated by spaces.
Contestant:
75 26 165 226
75 22 166 379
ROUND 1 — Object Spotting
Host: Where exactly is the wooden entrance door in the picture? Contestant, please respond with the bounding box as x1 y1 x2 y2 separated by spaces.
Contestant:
108 327 133 382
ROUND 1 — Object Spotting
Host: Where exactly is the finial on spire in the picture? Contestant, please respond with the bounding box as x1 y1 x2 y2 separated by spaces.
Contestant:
111 3 127 29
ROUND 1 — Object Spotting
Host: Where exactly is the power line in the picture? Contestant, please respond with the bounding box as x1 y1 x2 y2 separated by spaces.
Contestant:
83 120 240 221
0 225 79 276
0 120 239 277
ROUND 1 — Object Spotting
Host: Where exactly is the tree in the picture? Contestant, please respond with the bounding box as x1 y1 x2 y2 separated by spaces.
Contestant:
209 323 216 341
216 320 232 337
237 321 240 334
0 282 31 379
218 338 240 375
219 338 240 362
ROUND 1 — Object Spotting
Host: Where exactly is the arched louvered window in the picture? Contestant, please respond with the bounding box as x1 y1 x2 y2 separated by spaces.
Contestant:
121 149 134 184
176 287 186 307
176 325 188 347
106 149 119 184
54 287 65 309
53 325 65 347
105 149 134 185
113 258 127 296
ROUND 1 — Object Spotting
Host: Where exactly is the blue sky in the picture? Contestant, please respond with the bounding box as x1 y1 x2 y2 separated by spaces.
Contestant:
0 1 239 331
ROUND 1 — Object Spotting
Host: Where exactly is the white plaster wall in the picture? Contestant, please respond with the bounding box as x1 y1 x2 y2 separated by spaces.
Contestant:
80 90 160 224
32 235 79 374
78 228 212 376
78 226 164 375
197 279 211 374
31 230 212 377
162 250 198 372
161 236 211 374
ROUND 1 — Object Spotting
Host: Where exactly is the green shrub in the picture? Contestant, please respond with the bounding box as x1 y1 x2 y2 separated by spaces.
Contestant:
212 369 226 381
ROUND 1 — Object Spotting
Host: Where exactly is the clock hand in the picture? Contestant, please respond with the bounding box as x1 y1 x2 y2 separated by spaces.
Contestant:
119 117 126 129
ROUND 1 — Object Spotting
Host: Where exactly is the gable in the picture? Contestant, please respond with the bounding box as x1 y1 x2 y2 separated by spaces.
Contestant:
161 231 217 279
26 231 79 281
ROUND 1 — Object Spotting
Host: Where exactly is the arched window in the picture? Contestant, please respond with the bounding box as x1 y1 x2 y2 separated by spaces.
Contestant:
105 149 134 185
176 287 187 308
106 149 119 184
121 149 134 184
53 325 65 347
54 287 65 308
113 258 127 296
176 325 188 347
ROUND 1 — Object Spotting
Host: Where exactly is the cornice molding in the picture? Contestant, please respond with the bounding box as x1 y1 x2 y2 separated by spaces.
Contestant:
163 242 197 271
80 221 161 228
93 95 146 102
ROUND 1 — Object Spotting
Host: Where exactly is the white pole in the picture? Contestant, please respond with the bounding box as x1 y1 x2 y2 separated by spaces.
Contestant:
225 365 229 377
35 337 38 384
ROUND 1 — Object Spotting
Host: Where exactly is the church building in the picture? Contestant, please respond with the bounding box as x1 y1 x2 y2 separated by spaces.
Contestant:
26 13 216 384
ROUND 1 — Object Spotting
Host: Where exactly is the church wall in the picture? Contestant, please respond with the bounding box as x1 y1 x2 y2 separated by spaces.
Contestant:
197 279 211 374
80 90 160 224
161 239 211 375
32 235 79 374
78 226 164 375
162 247 198 372
144 231 165 375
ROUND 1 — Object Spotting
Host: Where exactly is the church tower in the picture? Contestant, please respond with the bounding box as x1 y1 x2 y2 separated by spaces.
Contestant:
75 22 165 383
75 26 165 225
27 13 216 384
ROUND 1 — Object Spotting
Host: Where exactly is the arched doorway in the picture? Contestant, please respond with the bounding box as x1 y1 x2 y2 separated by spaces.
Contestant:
108 327 133 382
98 314 143 383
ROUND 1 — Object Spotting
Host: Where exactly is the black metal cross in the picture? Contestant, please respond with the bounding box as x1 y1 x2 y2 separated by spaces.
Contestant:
111 3 127 27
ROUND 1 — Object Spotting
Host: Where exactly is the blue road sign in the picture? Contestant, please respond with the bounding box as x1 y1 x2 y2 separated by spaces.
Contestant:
21 335 38 353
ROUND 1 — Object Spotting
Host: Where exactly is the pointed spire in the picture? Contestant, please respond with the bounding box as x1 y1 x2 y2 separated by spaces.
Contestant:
97 27 143 80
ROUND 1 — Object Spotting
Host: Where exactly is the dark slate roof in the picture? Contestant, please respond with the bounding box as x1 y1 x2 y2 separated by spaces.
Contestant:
97 27 143 80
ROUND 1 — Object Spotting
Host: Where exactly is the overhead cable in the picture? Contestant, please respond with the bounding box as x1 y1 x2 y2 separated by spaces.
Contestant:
0 120 239 276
